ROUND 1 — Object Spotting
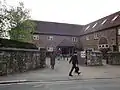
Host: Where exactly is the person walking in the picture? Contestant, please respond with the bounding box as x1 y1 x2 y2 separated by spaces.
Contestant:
69 52 81 76
57 48 62 61
50 51 56 69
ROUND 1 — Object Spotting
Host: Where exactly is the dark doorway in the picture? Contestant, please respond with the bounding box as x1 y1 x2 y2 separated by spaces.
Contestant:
57 46 74 56
113 45 117 51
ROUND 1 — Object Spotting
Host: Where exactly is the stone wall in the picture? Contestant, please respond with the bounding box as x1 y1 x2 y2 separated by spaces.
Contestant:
0 48 46 76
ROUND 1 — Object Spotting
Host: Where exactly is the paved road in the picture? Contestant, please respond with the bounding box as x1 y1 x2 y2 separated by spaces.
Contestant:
0 79 120 90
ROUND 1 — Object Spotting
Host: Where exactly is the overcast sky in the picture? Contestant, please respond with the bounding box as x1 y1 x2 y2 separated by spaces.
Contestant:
4 0 120 25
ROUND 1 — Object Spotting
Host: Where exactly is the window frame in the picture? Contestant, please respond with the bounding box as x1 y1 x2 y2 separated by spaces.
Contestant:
47 47 53 52
118 28 120 35
33 35 39 40
94 33 98 40
72 37 77 42
47 36 53 40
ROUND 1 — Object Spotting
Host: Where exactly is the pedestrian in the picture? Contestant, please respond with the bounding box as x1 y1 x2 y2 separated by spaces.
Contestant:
57 48 61 61
50 51 56 69
69 52 81 76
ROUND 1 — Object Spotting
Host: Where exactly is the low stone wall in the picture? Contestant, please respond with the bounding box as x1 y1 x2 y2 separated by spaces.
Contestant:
0 48 46 76
108 52 120 65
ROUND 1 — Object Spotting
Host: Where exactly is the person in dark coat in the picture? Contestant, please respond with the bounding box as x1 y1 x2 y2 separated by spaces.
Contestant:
69 52 80 76
50 52 56 69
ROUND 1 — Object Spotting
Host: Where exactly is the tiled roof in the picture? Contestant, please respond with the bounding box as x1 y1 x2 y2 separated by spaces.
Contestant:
57 39 74 47
32 11 120 36
33 20 83 36
82 11 120 35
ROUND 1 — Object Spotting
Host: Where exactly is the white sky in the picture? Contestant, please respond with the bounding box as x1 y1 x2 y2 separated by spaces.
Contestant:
3 0 120 25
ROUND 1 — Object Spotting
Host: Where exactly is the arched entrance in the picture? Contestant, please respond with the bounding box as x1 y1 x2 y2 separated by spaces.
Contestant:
98 37 109 64
98 37 109 49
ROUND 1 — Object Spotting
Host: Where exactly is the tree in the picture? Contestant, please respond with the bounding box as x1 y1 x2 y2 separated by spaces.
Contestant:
7 2 36 42
0 0 10 38
0 1 36 42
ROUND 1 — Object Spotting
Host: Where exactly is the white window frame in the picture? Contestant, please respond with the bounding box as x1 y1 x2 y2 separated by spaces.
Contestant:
119 46 120 52
33 35 39 40
48 36 53 40
86 36 89 40
47 47 53 52
118 28 120 35
72 37 77 42
94 33 98 40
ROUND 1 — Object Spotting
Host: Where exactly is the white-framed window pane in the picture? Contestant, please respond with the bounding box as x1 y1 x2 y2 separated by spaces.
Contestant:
86 36 89 40
118 29 120 35
47 47 53 52
94 33 98 40
119 46 120 52
33 35 39 40
72 37 77 42
48 36 53 40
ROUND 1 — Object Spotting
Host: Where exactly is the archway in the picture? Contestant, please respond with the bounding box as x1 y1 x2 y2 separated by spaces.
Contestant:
98 37 109 64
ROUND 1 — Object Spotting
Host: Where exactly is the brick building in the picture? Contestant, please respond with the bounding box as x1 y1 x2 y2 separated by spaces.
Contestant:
32 21 82 55
32 11 120 54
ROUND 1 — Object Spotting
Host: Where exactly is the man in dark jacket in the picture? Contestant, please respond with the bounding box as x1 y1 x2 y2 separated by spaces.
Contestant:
50 51 56 69
69 52 80 76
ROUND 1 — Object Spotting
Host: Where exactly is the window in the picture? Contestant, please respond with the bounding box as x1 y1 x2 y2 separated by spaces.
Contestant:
111 15 119 22
72 37 77 42
101 19 107 25
94 33 98 40
106 45 108 47
102 45 104 47
92 23 97 28
86 36 89 40
33 35 39 40
85 25 90 31
47 47 53 52
118 28 120 35
48 36 53 40
119 46 120 52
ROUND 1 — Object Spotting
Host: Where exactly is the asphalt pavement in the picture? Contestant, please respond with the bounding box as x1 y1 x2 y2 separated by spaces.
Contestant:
0 78 120 90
